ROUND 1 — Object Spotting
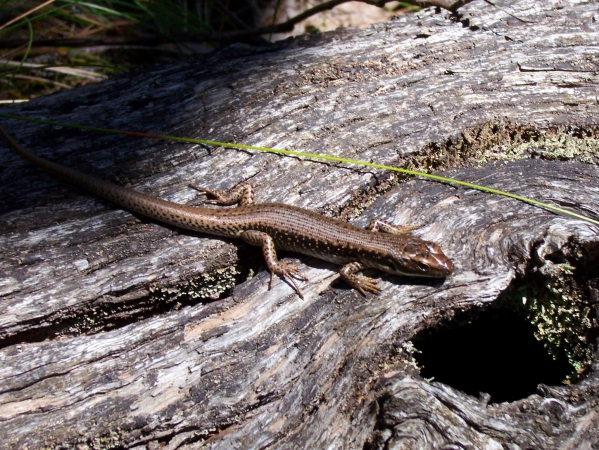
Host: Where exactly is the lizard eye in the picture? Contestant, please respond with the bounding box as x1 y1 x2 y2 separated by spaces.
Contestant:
415 261 429 272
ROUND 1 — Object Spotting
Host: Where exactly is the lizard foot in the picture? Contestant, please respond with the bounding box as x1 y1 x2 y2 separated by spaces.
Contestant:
269 260 308 299
339 261 382 296
346 275 381 296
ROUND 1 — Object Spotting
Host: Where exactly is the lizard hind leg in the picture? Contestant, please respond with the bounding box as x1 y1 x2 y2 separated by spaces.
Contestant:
240 230 308 299
189 183 254 206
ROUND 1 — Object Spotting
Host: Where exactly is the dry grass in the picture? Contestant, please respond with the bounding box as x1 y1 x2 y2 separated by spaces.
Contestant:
0 1 416 102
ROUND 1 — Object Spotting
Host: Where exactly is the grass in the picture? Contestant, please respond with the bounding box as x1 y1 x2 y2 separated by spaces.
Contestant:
0 1 420 102
0 0 247 102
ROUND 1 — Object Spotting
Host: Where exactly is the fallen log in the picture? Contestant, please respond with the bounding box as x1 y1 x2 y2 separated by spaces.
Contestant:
1 0 598 447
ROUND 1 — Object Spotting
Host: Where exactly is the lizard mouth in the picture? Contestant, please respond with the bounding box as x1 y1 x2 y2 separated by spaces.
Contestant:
390 257 454 278
365 259 435 277
392 260 428 276
368 259 424 277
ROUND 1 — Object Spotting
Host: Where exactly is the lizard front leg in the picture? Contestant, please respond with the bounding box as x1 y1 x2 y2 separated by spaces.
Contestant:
339 261 381 296
240 230 308 299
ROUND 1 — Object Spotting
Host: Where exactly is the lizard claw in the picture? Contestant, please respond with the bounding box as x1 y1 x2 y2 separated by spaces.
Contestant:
269 260 308 299
189 185 223 204
349 275 381 296
339 262 382 296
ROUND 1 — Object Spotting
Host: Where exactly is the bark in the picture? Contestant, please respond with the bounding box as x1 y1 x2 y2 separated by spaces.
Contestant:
1 0 598 448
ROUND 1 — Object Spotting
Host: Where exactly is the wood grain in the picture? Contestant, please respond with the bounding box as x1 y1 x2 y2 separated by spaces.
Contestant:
0 0 598 447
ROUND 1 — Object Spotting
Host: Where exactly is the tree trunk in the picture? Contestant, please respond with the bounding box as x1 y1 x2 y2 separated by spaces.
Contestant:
1 0 598 448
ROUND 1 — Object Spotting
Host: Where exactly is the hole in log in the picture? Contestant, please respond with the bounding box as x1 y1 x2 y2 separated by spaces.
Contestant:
413 239 599 404
412 306 572 403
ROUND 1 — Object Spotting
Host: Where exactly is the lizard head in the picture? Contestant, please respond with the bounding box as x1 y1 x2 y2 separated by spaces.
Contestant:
367 237 454 278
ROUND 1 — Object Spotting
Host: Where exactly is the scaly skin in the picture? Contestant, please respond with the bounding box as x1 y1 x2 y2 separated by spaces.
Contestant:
1 125 454 298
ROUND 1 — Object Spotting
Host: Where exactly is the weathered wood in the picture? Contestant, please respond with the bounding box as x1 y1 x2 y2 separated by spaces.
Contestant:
0 0 598 448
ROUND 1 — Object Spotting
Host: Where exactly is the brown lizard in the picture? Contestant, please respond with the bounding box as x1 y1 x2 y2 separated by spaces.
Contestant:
0 125 454 298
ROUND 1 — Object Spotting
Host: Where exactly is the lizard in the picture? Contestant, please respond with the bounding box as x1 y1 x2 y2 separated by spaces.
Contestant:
0 124 454 298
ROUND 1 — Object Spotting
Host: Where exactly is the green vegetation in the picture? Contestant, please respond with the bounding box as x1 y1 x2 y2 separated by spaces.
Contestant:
0 0 261 101
495 258 599 381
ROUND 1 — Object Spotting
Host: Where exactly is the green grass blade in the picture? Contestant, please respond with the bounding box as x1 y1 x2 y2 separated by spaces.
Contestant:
0 112 597 227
